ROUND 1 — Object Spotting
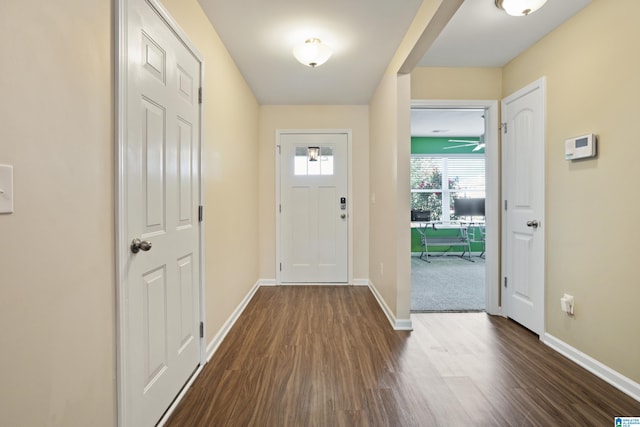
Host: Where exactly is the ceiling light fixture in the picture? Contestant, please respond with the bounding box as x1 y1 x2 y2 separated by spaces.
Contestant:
293 38 332 68
495 0 547 16
307 147 320 162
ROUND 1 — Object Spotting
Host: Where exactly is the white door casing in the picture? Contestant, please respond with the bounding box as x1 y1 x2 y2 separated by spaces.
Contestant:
117 0 204 425
277 131 350 283
410 100 500 315
502 77 546 336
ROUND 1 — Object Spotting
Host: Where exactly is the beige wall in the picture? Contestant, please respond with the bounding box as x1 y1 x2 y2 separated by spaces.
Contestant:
502 0 640 382
368 73 412 322
0 0 260 425
367 0 449 323
369 74 401 314
161 0 260 343
258 106 370 280
411 67 502 100
0 0 115 425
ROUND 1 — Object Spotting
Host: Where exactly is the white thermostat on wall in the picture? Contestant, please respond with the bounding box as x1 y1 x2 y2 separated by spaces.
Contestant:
565 133 597 160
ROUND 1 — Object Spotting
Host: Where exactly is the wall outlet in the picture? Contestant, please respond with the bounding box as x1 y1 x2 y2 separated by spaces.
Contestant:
560 294 574 315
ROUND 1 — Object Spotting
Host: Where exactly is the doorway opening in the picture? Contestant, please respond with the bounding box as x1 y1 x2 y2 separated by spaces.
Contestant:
409 102 499 314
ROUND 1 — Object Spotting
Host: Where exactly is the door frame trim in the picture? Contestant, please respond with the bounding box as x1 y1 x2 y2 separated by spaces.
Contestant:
501 77 547 335
275 129 353 285
115 0 206 424
411 100 500 315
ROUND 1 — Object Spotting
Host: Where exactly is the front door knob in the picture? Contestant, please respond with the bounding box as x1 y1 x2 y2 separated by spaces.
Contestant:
131 238 152 254
526 220 539 228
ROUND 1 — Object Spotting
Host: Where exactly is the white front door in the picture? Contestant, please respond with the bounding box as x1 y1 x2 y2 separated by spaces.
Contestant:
118 0 202 425
502 78 546 336
278 132 349 283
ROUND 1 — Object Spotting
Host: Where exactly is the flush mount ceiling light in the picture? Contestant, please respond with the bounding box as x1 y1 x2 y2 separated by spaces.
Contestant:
495 0 547 16
293 38 332 68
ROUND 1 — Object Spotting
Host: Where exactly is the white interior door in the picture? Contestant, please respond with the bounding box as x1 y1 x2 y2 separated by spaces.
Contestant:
119 0 202 425
278 132 349 283
502 78 546 336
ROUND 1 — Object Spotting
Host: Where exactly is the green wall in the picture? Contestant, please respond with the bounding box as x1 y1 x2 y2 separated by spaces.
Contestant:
411 136 482 155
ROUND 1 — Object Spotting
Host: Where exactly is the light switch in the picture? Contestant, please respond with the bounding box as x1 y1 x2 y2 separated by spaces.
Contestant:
0 164 14 214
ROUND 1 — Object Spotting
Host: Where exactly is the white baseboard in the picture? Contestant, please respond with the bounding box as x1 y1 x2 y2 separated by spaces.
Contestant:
366 280 413 331
353 278 369 286
258 278 277 287
543 333 640 402
205 279 263 360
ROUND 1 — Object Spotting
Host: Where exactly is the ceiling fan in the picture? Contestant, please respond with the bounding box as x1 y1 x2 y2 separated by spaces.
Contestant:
444 134 485 151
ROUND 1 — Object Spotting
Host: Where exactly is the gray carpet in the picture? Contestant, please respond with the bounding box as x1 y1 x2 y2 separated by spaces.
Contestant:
411 255 485 312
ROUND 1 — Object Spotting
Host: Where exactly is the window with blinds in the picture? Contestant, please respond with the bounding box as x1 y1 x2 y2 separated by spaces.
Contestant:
410 155 485 221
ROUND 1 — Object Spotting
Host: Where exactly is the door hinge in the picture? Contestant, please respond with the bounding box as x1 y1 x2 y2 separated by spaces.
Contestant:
198 87 203 104
199 321 204 338
504 200 508 211
500 122 507 134
280 262 282 272
279 204 281 213
504 277 508 288
277 145 281 155
198 205 203 222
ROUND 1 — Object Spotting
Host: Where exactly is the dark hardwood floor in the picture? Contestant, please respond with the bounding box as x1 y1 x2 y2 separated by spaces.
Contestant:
166 286 639 426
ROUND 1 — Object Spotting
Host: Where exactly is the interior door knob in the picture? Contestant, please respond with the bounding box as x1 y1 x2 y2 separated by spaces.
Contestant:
526 220 539 228
131 238 152 253
340 213 346 219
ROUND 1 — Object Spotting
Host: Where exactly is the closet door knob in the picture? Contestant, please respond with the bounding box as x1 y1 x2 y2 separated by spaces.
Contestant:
131 238 152 253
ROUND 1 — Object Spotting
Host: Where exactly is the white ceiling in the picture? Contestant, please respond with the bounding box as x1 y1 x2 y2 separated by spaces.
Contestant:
420 0 591 67
197 0 592 105
198 0 423 105
411 109 485 137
